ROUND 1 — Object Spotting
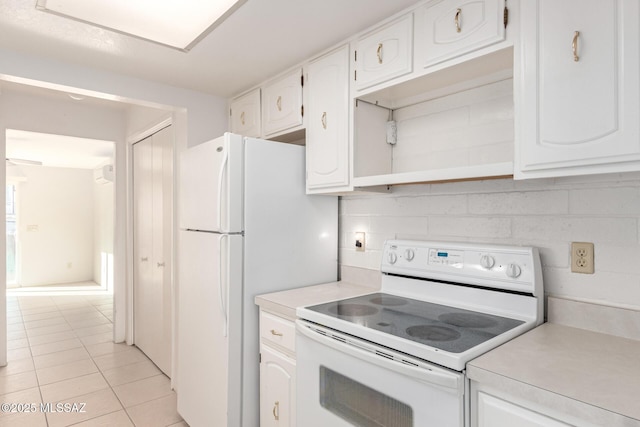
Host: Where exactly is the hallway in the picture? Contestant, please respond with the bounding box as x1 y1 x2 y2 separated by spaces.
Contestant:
2 294 186 426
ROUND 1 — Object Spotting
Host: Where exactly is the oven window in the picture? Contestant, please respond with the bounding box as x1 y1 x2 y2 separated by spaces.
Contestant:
319 366 413 427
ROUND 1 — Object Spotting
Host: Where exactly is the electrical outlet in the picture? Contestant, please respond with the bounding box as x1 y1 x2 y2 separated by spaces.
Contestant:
571 242 594 274
355 232 365 252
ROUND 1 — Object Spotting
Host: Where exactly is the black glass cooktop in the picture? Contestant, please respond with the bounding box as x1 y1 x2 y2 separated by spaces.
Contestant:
306 293 524 353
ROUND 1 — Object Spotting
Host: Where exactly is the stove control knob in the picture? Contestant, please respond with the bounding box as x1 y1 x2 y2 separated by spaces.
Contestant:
480 254 495 269
388 252 398 264
506 263 522 279
404 249 415 261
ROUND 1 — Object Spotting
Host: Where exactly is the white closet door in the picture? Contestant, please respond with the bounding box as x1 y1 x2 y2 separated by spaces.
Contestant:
133 125 173 376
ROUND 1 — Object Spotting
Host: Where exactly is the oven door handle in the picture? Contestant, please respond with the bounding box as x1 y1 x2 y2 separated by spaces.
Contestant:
296 321 462 392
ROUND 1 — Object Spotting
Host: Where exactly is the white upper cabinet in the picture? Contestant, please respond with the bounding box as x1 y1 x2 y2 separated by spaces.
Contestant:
516 0 640 178
230 88 261 138
415 0 506 69
262 69 303 137
353 14 413 91
306 45 350 192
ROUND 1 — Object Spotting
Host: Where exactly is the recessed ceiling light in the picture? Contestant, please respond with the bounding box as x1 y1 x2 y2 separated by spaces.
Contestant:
35 0 247 51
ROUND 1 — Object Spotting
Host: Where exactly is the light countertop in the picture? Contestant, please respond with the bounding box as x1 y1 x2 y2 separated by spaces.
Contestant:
254 280 377 319
468 322 640 424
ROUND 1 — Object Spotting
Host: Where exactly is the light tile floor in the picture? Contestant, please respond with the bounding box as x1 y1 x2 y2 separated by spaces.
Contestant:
2 294 188 427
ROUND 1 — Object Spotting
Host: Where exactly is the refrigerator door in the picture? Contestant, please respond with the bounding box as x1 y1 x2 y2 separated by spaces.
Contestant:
177 230 243 427
240 137 338 427
179 133 244 233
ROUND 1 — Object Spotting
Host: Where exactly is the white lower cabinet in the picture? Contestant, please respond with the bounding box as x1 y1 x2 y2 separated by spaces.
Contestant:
476 392 571 427
260 345 296 427
259 310 296 427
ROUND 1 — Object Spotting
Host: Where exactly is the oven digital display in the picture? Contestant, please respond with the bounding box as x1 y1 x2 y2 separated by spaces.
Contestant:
429 249 463 268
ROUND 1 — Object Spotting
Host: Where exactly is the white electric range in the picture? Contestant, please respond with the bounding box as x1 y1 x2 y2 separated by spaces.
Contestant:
296 239 544 427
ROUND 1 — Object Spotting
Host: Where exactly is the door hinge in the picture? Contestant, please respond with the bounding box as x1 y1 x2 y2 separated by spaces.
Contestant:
503 6 509 28
229 108 232 117
301 105 304 117
354 70 357 81
301 74 304 87
354 50 357 62
259 353 262 363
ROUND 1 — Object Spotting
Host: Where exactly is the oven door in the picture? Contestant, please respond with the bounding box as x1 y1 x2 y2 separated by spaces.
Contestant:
296 320 465 427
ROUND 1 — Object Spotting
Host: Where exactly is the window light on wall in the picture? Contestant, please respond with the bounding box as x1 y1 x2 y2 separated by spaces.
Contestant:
35 0 247 51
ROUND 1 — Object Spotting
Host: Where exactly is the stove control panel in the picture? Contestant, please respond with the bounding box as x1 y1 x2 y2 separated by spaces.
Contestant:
381 240 542 296
428 249 464 268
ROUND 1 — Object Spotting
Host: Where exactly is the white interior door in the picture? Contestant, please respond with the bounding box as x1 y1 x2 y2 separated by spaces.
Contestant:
133 125 173 376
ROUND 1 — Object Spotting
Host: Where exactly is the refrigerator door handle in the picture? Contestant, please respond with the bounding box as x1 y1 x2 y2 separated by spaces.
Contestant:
219 234 229 337
216 148 229 232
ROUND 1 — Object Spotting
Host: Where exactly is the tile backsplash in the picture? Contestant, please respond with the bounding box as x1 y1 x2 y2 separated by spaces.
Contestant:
339 172 640 311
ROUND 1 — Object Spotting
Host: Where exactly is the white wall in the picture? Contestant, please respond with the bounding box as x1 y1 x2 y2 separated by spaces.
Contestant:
93 178 114 288
340 173 640 311
17 165 94 286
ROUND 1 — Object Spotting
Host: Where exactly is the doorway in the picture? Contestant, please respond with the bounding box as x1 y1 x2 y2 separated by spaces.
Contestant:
5 130 115 292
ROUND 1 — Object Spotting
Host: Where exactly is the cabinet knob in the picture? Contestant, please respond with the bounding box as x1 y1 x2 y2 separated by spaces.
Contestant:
276 95 282 111
270 329 283 337
572 31 580 62
377 43 383 64
141 257 148 262
321 112 327 129
455 8 462 33
157 262 165 268
273 401 280 421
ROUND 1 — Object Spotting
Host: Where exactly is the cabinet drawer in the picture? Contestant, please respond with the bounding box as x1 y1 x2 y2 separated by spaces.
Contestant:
262 69 303 136
415 0 506 69
260 310 295 353
353 14 413 91
477 392 572 427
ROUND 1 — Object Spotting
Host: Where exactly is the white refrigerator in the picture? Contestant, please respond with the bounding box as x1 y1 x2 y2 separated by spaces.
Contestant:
177 133 337 427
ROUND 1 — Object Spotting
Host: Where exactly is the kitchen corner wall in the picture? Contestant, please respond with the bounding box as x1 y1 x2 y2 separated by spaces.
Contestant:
339 172 640 311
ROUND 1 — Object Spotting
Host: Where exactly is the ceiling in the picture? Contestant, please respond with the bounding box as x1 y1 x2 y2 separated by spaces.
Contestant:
6 129 114 170
0 0 419 98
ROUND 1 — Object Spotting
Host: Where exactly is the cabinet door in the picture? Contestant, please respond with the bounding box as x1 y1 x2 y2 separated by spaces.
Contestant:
260 345 296 427
517 0 640 178
415 0 506 68
477 392 571 427
353 14 413 91
230 88 261 137
306 45 350 191
262 69 303 136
